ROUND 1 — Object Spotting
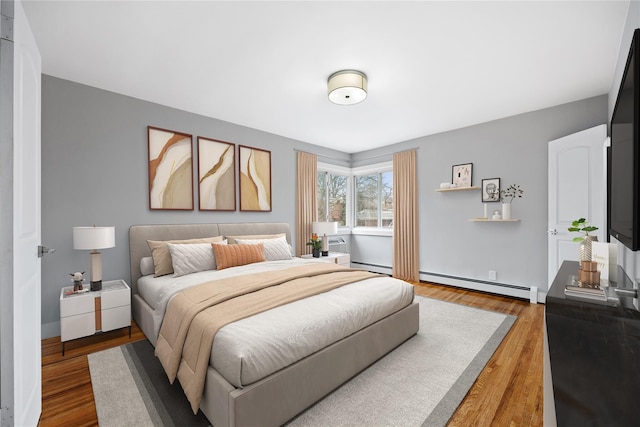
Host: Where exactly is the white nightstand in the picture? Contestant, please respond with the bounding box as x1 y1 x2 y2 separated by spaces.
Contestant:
301 252 350 267
59 279 131 355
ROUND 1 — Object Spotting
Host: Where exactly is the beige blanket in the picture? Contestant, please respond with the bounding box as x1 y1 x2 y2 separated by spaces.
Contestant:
154 263 379 413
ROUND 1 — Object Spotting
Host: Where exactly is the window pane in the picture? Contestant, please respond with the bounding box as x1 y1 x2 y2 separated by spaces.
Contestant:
381 171 393 227
356 174 379 227
317 172 327 222
327 174 347 226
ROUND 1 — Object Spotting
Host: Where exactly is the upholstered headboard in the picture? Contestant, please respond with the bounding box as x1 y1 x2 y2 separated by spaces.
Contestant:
128 222 292 295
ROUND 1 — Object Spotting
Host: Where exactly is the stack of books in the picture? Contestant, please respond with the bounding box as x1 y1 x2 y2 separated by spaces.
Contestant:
564 284 606 301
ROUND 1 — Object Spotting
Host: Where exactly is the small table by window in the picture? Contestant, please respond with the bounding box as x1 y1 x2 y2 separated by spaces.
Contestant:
301 252 350 267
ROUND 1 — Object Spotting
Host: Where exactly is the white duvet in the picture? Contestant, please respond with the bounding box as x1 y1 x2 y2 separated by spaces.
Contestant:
138 258 414 388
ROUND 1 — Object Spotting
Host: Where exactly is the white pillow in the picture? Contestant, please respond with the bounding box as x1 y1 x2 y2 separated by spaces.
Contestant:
140 256 155 277
167 240 227 277
236 236 292 261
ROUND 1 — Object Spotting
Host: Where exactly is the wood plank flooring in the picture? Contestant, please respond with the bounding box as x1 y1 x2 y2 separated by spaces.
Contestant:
39 282 544 426
412 282 544 426
40 325 146 427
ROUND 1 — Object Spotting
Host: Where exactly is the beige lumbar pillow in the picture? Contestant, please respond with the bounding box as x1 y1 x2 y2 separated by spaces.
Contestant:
236 236 292 261
147 236 224 277
224 233 286 244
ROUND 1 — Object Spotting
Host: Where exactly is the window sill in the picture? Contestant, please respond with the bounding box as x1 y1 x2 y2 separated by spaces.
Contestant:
351 227 393 237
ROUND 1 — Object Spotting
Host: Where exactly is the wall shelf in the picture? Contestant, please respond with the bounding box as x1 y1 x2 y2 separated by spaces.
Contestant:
435 186 480 192
468 218 520 222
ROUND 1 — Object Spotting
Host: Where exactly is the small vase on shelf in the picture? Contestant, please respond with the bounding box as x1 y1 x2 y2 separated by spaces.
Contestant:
578 235 598 266
568 218 600 267
499 184 523 220
502 203 512 220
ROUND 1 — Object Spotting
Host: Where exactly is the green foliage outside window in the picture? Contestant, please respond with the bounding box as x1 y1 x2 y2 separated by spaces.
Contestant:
317 171 347 226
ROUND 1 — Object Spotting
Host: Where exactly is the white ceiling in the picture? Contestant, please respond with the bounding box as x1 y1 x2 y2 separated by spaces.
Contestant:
22 0 629 153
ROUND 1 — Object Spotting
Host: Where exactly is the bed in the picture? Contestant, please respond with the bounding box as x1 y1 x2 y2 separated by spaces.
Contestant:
129 222 419 427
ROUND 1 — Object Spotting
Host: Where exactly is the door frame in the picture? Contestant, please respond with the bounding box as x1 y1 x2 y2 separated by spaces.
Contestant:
547 124 607 289
0 1 16 424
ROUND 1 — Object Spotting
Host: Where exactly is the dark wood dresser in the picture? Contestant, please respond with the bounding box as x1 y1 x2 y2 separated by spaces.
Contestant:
546 261 640 426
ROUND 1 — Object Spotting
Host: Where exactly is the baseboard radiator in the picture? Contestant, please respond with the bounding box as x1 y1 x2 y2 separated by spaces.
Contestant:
351 261 539 302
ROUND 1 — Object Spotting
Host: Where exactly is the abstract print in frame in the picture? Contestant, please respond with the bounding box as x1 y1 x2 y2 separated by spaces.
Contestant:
197 137 236 211
147 126 194 210
239 145 272 212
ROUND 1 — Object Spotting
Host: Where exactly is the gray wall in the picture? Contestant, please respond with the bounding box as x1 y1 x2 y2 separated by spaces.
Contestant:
40 75 349 337
41 74 609 337
350 95 608 292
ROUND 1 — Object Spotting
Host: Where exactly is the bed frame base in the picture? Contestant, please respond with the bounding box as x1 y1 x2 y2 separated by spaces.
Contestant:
200 302 419 427
128 223 420 426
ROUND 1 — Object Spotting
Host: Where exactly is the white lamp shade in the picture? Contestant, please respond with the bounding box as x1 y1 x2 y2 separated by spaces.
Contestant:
73 226 115 250
312 222 338 236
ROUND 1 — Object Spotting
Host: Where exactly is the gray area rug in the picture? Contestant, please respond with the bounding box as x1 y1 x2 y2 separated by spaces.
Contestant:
89 296 515 427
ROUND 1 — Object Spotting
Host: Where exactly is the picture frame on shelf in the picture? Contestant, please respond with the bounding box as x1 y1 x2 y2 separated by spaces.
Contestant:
482 178 501 202
452 163 472 188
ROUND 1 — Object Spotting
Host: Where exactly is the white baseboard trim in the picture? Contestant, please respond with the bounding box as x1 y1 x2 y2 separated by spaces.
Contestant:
350 262 546 303
421 272 546 303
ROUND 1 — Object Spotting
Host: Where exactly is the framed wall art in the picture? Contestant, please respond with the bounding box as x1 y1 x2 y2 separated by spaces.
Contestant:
452 163 473 188
147 126 193 210
482 178 501 202
239 145 272 212
197 137 236 211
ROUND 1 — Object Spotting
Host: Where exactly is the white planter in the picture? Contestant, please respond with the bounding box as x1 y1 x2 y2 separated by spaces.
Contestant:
502 203 512 220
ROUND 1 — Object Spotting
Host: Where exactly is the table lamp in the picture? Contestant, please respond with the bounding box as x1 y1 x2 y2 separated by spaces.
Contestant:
73 225 115 291
312 222 338 256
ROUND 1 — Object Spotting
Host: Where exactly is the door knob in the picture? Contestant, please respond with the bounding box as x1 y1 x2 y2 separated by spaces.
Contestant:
547 229 558 235
38 245 56 257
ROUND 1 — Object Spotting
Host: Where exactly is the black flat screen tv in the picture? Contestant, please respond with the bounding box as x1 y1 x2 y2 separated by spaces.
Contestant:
610 28 640 251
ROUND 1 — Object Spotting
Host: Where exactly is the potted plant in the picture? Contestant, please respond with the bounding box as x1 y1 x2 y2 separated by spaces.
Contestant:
499 184 523 220
306 235 323 258
568 218 599 264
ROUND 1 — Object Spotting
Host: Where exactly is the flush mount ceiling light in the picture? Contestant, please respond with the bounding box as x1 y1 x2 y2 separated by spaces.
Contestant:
327 70 367 105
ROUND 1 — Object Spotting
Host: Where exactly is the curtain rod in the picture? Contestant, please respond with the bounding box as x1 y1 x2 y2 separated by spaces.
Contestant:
352 147 420 162
293 146 420 162
293 148 349 162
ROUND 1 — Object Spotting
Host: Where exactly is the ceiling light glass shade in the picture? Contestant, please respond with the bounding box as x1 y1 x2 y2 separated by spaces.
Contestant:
328 70 367 105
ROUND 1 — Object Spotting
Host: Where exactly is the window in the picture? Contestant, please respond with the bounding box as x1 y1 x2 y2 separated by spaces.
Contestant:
355 170 393 228
317 161 393 231
317 168 349 227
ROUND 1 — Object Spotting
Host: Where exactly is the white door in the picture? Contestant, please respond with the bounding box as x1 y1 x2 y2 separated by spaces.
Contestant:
13 1 42 425
548 124 607 287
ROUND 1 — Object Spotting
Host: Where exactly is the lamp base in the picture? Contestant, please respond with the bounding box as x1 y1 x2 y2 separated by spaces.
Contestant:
321 251 329 257
90 280 102 291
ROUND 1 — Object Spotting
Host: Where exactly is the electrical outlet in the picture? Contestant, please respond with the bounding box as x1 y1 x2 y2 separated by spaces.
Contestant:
489 270 497 281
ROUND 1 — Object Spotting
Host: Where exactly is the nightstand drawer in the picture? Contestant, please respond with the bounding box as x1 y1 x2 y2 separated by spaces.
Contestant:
61 312 95 342
60 294 94 318
101 306 131 332
101 288 130 310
